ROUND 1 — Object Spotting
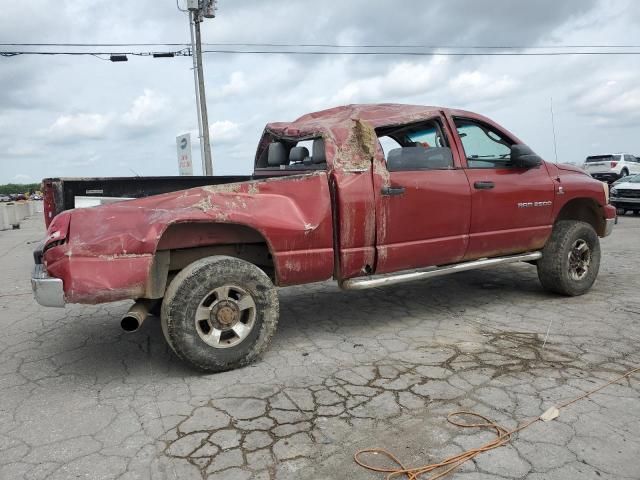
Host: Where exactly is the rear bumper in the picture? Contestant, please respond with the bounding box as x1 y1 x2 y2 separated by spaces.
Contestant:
602 204 617 237
604 218 615 237
31 264 65 307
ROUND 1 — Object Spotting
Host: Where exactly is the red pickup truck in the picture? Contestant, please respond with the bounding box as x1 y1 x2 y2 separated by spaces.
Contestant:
31 104 616 372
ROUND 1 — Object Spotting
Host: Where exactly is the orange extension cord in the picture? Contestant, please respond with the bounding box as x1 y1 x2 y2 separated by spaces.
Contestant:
354 366 640 480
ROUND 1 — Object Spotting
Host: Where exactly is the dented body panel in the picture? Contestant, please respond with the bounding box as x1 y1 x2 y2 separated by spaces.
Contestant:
35 104 615 306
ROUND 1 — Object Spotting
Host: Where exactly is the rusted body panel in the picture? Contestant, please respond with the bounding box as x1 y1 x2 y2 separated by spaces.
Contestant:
38 104 614 305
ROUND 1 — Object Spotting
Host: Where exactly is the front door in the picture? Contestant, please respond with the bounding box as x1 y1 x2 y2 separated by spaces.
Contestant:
451 117 555 260
374 116 472 274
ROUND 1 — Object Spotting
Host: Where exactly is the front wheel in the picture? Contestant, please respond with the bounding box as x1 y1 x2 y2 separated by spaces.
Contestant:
537 221 601 296
161 256 279 372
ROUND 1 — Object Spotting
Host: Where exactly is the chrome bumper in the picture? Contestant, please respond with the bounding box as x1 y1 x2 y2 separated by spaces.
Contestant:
611 197 640 204
604 217 615 237
31 264 65 307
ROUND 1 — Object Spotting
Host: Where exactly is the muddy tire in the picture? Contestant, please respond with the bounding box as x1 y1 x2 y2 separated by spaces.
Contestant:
537 221 600 296
161 256 278 372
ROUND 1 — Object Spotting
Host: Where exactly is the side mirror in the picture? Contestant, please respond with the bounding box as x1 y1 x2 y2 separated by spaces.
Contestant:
387 146 454 172
511 144 542 168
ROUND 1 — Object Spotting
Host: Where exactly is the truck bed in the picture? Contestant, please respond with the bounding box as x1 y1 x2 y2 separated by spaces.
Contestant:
42 176 251 226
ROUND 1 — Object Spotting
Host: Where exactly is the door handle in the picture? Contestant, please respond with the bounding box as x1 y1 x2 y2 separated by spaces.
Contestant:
382 186 406 196
474 181 495 190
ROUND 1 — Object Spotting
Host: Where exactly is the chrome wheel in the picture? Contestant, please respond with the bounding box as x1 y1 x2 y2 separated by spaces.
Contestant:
194 285 256 349
568 239 591 281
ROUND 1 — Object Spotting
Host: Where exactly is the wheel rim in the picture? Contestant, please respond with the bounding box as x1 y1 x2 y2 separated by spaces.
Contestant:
568 239 591 281
194 285 256 349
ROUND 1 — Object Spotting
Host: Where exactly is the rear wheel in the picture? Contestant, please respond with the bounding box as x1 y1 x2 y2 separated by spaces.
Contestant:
161 256 279 372
537 221 600 296
620 169 629 178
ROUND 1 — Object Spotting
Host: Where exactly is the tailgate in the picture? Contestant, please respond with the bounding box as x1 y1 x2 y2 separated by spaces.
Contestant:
584 156 615 174
584 162 611 173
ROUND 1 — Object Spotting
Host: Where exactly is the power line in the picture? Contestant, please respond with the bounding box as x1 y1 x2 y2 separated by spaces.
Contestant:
3 49 640 58
201 49 640 56
0 49 190 57
3 41 640 49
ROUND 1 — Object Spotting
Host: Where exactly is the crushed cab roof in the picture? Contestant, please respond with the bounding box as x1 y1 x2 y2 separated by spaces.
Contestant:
265 103 453 138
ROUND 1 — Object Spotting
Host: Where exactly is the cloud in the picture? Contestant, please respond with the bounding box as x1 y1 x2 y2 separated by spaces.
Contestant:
12 174 33 183
46 113 113 139
209 120 241 143
121 89 170 128
211 71 249 99
448 71 518 104
329 58 449 104
570 77 640 125
6 145 39 157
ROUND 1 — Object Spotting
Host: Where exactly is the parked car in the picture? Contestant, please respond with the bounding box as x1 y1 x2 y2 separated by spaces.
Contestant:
0 195 10 202
583 153 640 182
610 174 640 215
31 104 616 372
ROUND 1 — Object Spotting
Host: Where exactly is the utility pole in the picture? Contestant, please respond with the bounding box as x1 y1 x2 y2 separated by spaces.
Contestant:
188 12 206 175
183 0 217 176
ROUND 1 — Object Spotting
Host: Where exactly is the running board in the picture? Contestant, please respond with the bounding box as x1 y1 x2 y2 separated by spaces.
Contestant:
339 252 543 291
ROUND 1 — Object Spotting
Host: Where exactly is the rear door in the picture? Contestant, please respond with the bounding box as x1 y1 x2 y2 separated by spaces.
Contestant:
450 117 555 260
373 115 472 274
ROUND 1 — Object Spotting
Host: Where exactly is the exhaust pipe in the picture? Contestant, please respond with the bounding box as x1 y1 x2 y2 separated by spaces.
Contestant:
121 300 155 333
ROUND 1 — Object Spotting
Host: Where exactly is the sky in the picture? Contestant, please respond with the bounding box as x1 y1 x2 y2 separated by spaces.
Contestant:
1 0 640 184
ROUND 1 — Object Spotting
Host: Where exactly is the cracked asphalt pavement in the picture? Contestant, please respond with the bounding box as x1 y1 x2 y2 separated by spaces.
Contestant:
1 216 639 480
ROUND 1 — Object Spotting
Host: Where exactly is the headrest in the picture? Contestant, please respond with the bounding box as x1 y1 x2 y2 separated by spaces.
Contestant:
267 142 288 166
289 146 310 164
312 138 326 164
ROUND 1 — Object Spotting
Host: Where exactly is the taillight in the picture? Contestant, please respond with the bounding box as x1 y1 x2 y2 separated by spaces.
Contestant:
611 161 618 168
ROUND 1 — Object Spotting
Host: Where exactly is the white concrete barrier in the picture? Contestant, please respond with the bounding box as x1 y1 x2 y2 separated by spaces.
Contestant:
0 201 42 231
0 204 8 231
1 204 18 229
16 202 29 221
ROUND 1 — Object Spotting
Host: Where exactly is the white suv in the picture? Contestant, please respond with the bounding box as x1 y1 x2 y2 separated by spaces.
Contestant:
583 154 640 182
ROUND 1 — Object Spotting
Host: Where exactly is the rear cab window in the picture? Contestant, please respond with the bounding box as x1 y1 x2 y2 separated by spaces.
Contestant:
254 136 327 175
376 119 455 172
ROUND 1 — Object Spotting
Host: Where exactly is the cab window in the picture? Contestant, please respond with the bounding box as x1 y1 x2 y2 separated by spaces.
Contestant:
377 120 454 171
455 119 513 169
255 137 326 171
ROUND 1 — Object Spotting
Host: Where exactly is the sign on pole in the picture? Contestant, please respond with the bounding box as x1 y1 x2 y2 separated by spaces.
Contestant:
176 133 193 176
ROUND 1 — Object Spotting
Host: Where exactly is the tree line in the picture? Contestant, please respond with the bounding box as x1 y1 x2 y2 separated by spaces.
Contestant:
0 183 41 195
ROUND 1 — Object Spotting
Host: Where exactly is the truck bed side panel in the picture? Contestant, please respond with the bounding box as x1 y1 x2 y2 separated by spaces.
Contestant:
44 173 334 303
